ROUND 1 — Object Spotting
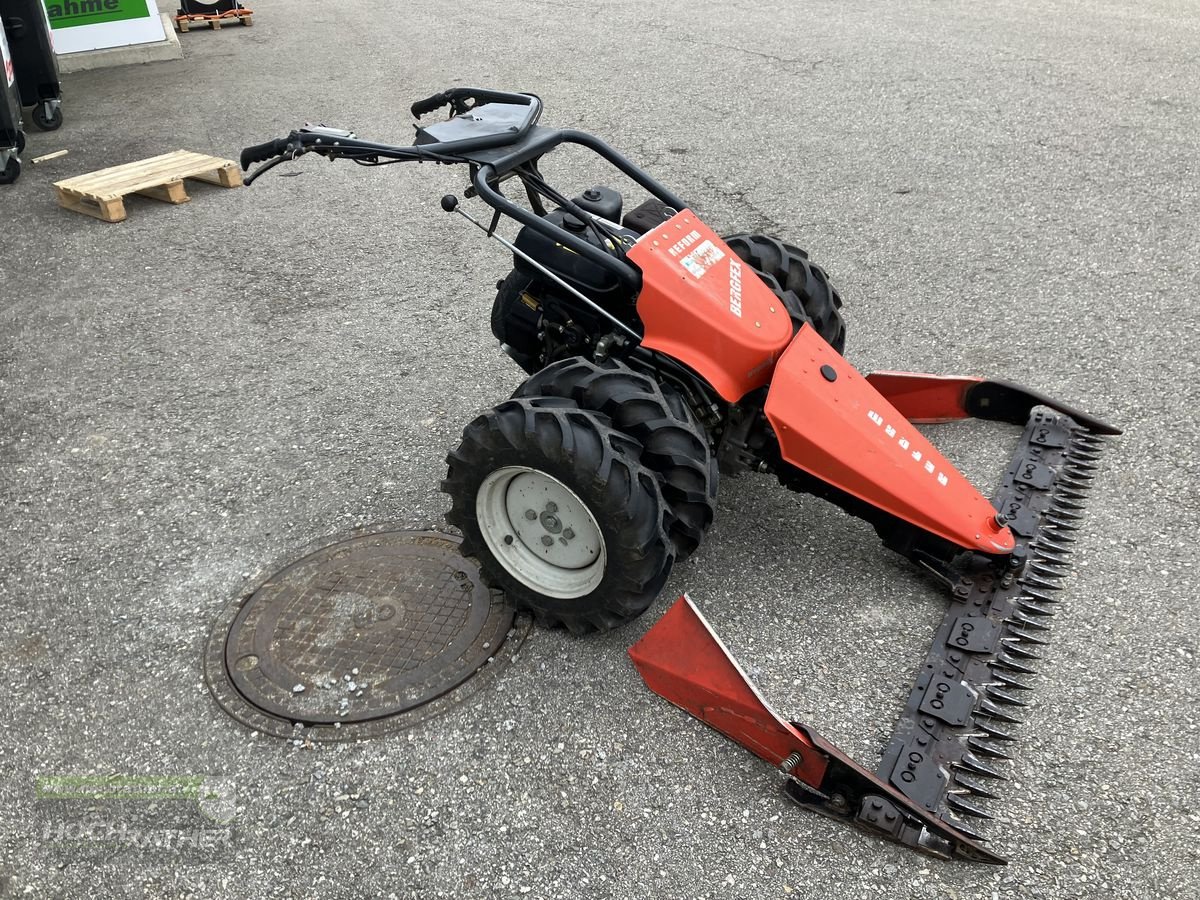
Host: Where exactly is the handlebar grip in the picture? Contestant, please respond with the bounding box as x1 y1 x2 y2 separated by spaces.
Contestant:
240 138 288 170
410 92 451 118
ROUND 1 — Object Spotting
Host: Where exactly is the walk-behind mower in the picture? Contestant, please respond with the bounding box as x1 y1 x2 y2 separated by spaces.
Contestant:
242 89 1118 864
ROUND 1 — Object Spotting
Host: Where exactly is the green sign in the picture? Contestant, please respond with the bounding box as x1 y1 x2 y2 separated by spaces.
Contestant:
44 0 146 29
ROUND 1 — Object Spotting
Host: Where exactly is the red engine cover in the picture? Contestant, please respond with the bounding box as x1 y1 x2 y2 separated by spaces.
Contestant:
628 210 793 401
764 327 1015 554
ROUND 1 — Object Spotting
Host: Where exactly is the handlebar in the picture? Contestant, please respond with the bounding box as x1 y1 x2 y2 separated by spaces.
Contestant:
240 138 289 170
410 92 451 117
409 87 537 119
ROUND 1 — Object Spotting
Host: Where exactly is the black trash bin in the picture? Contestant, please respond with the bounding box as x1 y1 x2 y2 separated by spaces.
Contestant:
0 0 61 131
0 14 25 184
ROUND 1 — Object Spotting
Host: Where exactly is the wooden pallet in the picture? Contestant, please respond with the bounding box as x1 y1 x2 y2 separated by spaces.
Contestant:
54 150 242 223
176 10 252 31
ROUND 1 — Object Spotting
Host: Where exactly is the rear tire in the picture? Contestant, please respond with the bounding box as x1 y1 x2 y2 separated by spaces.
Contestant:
443 398 674 633
723 233 846 353
513 357 718 561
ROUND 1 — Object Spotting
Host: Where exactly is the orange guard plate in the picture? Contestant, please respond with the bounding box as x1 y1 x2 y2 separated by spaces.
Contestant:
628 210 794 402
765 328 1015 554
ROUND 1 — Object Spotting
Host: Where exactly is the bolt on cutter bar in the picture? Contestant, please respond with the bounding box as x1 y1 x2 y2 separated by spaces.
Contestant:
243 87 1119 863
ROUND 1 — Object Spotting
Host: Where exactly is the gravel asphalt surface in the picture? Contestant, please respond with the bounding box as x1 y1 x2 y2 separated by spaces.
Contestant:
1 0 1197 897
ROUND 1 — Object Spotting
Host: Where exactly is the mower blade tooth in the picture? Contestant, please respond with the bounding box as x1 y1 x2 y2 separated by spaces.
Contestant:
945 817 989 842
978 697 1027 723
956 753 1008 781
1055 489 1088 502
992 670 1035 691
1040 526 1077 542
1066 458 1100 472
1009 611 1052 631
1021 574 1063 592
1053 492 1088 506
985 686 1030 707
1032 535 1073 552
1030 561 1070 579
948 793 996 820
977 720 1020 741
1021 584 1062 602
993 653 1038 676
1000 641 1041 660
967 737 1014 760
1047 506 1084 521
1030 545 1071 563
1045 517 1082 532
955 777 1003 801
1056 475 1094 489
1015 600 1055 619
1005 627 1049 646
1051 498 1087 513
958 755 1007 780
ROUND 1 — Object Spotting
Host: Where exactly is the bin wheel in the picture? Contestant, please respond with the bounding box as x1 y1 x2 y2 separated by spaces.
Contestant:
0 157 21 185
32 104 63 132
15 130 25 154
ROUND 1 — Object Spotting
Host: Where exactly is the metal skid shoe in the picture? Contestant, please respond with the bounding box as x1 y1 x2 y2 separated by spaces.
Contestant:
630 406 1115 863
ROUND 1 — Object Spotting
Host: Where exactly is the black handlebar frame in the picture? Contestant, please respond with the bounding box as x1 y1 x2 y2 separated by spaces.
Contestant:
242 89 690 294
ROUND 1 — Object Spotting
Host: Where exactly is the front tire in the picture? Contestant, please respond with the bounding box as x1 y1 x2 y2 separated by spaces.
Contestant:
443 398 674 633
513 357 718 561
724 233 847 353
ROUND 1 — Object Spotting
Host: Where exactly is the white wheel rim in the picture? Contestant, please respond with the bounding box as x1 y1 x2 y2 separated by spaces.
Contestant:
475 466 607 599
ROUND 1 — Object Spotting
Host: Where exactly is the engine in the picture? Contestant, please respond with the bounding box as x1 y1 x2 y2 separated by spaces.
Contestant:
490 186 673 373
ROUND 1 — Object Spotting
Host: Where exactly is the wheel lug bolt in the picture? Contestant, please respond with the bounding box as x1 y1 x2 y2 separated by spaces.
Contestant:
562 528 574 540
545 502 558 514
524 509 537 520
540 535 554 547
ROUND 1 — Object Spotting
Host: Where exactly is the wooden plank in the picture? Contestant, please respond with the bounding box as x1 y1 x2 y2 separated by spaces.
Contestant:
56 152 238 198
56 151 209 188
189 163 243 188
135 180 190 205
55 150 192 188
60 153 213 196
55 186 126 223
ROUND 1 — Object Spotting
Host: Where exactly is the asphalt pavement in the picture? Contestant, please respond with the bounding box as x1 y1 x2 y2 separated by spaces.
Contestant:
1 0 1197 897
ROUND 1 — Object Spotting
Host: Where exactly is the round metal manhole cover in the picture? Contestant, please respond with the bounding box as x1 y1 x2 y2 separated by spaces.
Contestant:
205 528 530 741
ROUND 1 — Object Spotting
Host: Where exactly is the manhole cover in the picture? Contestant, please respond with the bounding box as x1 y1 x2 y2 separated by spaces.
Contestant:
205 528 530 741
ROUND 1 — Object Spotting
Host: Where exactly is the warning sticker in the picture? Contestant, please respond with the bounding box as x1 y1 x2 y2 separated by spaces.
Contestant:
0 24 13 88
679 239 725 279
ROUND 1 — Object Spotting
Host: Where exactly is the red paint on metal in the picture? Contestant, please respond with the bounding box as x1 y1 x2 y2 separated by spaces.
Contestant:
628 594 829 787
764 328 1015 554
628 210 793 402
864 372 985 423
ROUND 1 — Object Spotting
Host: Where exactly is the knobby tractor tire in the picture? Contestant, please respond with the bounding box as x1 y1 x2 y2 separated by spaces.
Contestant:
723 233 847 353
443 398 674 634
513 357 718 561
